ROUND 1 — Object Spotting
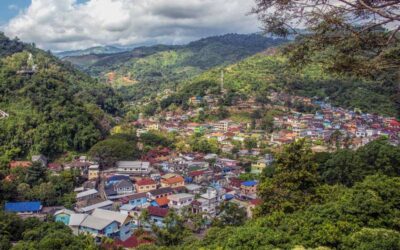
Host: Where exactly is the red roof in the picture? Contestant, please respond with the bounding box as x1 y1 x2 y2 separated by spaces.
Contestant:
389 120 400 127
48 162 62 170
148 206 169 217
136 178 156 186
188 170 205 177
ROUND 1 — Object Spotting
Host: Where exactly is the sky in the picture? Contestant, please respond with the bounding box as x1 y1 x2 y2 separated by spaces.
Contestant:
0 0 260 52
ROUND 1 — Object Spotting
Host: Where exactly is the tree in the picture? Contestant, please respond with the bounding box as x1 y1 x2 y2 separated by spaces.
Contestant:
213 202 247 227
25 161 47 187
252 0 400 42
252 0 400 81
89 138 138 168
343 228 400 250
244 137 257 151
256 139 320 216
151 210 190 246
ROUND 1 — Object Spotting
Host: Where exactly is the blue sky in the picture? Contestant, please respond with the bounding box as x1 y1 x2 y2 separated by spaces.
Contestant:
0 0 258 51
0 0 30 25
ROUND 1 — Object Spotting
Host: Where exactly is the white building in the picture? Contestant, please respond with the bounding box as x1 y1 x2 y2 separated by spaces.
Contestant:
117 161 151 175
168 193 195 210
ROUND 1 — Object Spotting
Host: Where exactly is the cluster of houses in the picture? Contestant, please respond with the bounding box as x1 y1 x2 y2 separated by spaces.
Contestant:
134 93 399 154
271 101 400 148
5 155 261 248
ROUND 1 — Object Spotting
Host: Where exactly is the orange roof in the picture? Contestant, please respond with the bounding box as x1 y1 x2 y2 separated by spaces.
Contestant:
9 161 32 169
155 197 169 206
161 176 184 185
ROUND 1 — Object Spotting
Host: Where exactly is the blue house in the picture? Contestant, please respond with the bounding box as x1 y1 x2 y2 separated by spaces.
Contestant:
126 192 148 207
55 209 75 225
147 206 168 228
4 201 42 213
79 215 119 238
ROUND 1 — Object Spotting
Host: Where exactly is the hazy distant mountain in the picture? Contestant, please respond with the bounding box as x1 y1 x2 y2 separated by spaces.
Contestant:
55 45 129 58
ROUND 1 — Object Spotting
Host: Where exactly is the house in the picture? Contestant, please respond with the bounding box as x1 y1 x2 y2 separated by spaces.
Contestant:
240 181 258 197
92 209 133 241
152 196 169 208
48 162 63 172
76 189 98 202
135 178 157 193
147 187 174 200
106 175 131 186
124 192 148 208
4 201 42 214
168 193 195 210
185 184 202 194
113 180 135 195
147 206 169 228
55 209 75 225
79 215 119 238
117 161 151 175
160 174 185 188
88 165 100 180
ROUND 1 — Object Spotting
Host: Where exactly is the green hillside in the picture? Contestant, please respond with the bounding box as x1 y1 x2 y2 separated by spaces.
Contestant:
63 34 287 102
161 48 398 117
0 33 121 163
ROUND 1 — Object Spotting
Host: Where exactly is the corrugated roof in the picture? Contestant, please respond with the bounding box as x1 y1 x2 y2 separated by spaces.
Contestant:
147 206 168 218
91 209 129 224
69 214 88 226
80 215 116 230
76 189 98 199
78 200 113 213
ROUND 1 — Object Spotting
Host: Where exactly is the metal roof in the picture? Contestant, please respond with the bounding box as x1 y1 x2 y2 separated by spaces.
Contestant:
5 201 42 213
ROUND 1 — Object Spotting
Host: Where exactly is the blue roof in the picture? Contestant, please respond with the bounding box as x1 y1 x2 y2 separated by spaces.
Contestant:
242 181 257 187
224 194 234 200
5 201 42 213
107 175 130 182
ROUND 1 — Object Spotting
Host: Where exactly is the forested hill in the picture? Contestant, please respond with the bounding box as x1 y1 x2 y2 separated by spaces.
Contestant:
157 47 399 118
0 33 121 163
62 34 287 102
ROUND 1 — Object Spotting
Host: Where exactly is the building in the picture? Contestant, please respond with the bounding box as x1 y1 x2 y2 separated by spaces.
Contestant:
240 181 258 197
113 180 135 195
91 209 133 241
214 120 230 132
79 215 119 238
135 179 157 193
168 193 195 210
88 165 100 180
160 174 185 188
147 187 174 200
124 192 148 208
55 209 76 225
76 189 98 202
147 206 169 228
117 161 151 175
4 201 42 214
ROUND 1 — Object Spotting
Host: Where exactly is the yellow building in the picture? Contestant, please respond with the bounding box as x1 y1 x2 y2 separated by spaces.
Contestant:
160 174 185 188
88 165 100 180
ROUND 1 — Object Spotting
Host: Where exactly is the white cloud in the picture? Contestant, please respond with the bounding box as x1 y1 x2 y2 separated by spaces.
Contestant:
3 0 259 51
